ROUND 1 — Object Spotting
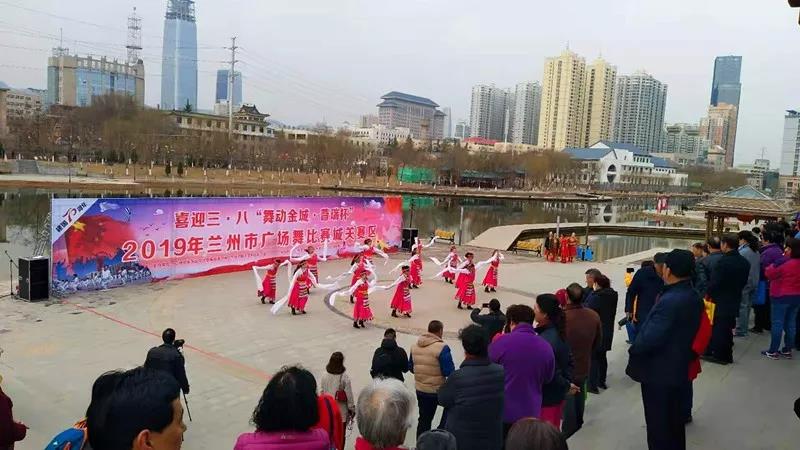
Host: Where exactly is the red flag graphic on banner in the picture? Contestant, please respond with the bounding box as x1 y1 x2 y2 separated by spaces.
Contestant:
64 214 135 263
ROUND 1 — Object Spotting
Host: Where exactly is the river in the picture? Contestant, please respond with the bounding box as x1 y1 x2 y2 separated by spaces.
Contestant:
0 186 698 281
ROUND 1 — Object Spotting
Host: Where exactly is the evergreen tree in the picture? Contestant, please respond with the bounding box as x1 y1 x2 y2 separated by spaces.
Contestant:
177 161 185 177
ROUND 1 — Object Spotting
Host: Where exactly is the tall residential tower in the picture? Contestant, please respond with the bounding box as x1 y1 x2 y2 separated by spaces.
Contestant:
510 82 541 145
469 85 510 141
538 49 586 150
582 58 617 146
779 110 800 177
612 71 667 152
161 0 198 111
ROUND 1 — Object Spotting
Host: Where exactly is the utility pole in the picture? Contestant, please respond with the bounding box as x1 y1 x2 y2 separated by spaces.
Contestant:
226 37 238 143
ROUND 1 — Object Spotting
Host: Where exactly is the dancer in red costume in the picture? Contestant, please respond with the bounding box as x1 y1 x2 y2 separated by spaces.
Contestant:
560 234 569 264
253 259 289 304
356 238 389 265
384 265 413 318
289 240 329 284
434 252 494 309
431 245 461 284
568 232 578 263
339 271 376 328
390 248 423 288
481 250 505 293
271 261 338 315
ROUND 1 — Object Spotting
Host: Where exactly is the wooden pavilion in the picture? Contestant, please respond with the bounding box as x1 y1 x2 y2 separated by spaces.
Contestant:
694 185 797 239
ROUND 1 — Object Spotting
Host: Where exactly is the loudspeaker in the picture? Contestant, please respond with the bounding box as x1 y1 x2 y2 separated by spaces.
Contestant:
18 257 49 301
401 228 418 251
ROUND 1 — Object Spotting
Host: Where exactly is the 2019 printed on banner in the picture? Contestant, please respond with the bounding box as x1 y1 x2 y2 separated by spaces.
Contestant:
50 196 403 296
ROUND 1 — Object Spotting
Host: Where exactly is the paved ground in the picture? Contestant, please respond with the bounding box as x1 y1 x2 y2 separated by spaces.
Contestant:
1 245 798 449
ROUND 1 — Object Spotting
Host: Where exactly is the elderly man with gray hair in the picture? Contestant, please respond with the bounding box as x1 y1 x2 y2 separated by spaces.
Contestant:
355 378 415 450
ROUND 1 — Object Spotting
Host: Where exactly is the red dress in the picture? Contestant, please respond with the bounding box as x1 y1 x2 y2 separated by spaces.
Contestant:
560 237 568 264
351 261 368 287
353 280 374 321
455 266 477 305
444 252 458 281
482 258 499 288
260 264 279 301
307 253 320 281
409 256 423 286
390 275 413 314
362 247 375 264
568 237 578 262
288 271 311 310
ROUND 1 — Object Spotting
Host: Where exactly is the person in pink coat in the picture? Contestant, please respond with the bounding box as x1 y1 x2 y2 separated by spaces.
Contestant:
234 366 330 450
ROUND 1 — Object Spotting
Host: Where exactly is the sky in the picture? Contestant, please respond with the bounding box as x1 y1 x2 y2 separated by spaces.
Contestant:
1 0 798 166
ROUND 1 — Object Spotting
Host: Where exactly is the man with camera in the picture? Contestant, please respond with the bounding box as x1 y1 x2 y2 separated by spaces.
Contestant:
470 298 505 340
144 328 190 395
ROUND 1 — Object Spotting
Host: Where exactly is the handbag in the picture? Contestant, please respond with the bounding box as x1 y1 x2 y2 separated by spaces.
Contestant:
334 374 348 403
753 280 768 306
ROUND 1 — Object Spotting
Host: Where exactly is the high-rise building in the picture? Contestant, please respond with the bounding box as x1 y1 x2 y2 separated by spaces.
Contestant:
454 119 470 140
510 82 541 145
661 123 707 162
377 91 444 140
779 110 800 177
582 58 617 146
538 50 586 150
215 69 242 105
470 85 510 141
612 71 667 152
161 0 198 111
0 84 8 137
442 107 453 138
710 56 742 107
700 103 738 167
706 56 742 166
46 53 145 107
359 113 379 128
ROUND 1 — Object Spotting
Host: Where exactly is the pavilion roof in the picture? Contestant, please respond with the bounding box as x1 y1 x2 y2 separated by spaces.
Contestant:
695 185 796 218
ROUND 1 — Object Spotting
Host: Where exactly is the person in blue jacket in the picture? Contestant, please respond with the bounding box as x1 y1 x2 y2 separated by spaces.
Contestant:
625 257 665 342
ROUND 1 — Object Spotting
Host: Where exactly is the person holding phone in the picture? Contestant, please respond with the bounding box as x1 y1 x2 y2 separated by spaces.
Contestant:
470 299 506 340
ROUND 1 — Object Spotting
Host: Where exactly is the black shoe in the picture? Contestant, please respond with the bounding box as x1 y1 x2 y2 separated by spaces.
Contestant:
490 288 496 293
749 327 763 334
587 387 600 394
291 308 297 315
301 310 307 314
484 287 490 293
685 416 693 425
353 321 359 328
260 296 266 304
598 382 608 390
391 310 398 318
269 300 275 304
404 313 411 318
457 303 464 309
702 355 730 365
466 305 473 310
358 320 365 328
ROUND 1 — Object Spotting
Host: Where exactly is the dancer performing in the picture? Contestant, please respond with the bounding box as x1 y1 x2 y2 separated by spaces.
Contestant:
327 253 377 304
252 259 290 304
271 261 338 315
481 250 505 293
568 232 578 263
434 252 494 309
288 240 329 283
390 248 423 288
383 265 413 318
560 234 569 264
357 238 389 265
430 245 461 284
331 271 377 329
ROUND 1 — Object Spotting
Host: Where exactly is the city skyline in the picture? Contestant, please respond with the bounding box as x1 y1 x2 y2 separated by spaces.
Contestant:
0 1 798 164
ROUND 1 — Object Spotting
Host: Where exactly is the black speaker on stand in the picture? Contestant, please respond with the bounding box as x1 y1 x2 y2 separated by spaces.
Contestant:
402 228 418 252
18 257 49 301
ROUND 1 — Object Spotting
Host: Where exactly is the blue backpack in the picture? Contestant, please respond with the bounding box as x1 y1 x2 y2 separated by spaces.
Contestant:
46 420 88 450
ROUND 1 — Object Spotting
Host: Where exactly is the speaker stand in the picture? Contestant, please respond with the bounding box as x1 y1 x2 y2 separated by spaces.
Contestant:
1 252 15 299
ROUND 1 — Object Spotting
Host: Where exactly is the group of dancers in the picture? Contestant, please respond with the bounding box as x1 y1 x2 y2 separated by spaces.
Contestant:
543 231 580 263
253 237 505 330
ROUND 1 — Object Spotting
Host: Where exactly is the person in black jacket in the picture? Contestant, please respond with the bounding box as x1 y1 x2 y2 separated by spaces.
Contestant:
438 324 504 450
704 234 750 365
626 249 702 450
534 293 575 430
369 328 409 381
625 259 665 342
585 274 618 393
470 298 506 339
144 328 190 394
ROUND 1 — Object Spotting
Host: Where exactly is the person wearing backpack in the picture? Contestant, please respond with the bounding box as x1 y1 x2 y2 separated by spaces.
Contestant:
320 352 355 450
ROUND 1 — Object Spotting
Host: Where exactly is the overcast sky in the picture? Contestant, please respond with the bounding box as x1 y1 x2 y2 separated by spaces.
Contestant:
1 0 798 165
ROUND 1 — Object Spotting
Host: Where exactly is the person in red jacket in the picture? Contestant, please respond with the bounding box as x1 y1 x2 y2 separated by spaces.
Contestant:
0 378 27 450
317 393 345 450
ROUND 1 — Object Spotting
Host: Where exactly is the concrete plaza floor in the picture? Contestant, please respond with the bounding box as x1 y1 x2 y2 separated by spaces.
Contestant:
0 245 798 449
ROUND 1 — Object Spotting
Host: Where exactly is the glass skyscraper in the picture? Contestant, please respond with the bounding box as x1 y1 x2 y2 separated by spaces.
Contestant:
215 69 242 105
161 0 198 111
710 55 742 107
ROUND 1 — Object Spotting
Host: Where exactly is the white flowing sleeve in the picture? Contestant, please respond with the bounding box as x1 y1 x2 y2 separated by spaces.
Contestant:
375 275 404 291
475 257 494 270
271 269 303 314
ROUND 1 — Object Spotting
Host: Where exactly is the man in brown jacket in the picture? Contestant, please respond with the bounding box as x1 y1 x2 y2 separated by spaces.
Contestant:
563 282 602 437
409 320 456 438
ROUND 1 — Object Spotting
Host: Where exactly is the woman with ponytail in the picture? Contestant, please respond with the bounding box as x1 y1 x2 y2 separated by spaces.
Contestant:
534 293 575 430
